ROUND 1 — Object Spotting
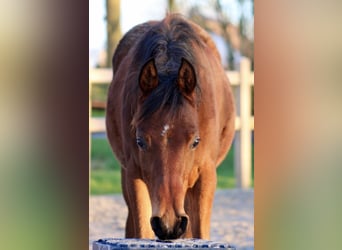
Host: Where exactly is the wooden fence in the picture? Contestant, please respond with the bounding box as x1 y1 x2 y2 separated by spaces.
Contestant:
89 57 254 188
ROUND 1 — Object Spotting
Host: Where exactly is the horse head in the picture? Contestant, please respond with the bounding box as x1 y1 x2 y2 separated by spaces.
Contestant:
134 58 200 239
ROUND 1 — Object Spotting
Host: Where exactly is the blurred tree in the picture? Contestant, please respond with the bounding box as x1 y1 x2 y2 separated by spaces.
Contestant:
214 0 235 70
237 0 254 69
168 0 176 12
187 0 254 70
106 0 121 67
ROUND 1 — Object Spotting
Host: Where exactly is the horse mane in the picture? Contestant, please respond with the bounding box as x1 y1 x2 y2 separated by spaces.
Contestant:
131 14 203 127
112 21 156 74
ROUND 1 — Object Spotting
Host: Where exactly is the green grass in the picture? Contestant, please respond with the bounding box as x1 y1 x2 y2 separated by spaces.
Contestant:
216 149 236 189
91 169 122 194
92 108 106 117
90 83 108 117
90 138 122 194
91 83 109 102
90 137 254 195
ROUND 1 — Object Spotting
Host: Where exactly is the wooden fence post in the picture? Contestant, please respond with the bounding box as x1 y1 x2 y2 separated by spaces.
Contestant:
234 58 252 188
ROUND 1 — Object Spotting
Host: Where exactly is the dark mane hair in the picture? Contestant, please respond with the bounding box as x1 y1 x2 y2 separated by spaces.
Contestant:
132 14 203 126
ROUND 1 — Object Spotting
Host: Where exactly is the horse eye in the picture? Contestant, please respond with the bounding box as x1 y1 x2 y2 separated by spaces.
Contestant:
136 137 147 150
191 137 200 149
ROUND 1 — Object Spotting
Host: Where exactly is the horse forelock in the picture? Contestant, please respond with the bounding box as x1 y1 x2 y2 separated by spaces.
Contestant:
131 14 203 128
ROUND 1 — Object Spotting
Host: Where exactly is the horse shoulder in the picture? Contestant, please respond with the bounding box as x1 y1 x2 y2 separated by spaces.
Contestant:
188 20 222 64
196 46 235 167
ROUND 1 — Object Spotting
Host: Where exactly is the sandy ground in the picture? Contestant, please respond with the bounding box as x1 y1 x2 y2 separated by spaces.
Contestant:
89 189 254 249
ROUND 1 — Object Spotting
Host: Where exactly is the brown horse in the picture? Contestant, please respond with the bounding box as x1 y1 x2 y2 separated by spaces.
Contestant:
106 14 235 240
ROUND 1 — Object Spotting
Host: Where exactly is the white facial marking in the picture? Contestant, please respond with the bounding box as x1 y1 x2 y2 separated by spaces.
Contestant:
161 124 170 137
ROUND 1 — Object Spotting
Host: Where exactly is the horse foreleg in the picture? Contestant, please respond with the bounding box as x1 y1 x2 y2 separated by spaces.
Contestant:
191 168 217 239
123 168 155 238
121 168 136 237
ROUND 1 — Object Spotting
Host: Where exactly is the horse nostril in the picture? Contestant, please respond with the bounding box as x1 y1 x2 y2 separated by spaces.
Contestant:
174 215 188 238
150 215 188 240
180 215 188 233
150 216 166 239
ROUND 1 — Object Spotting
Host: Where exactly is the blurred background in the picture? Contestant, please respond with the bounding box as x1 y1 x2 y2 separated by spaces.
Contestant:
89 0 255 195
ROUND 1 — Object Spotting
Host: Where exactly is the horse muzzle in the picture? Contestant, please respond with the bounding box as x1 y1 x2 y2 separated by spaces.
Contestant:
150 214 188 240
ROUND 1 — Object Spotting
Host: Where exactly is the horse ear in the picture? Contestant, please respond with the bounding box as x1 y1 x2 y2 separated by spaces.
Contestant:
177 58 196 96
139 58 158 95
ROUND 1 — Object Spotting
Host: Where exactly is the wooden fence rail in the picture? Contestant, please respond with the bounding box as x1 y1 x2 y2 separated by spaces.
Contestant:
89 57 254 188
